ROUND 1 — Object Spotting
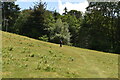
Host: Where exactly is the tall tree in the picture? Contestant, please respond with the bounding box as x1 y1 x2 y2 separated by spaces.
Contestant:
68 10 82 19
49 19 71 45
14 9 32 34
53 10 61 21
79 2 120 53
14 1 48 39
2 2 20 32
62 10 82 46
0 2 2 29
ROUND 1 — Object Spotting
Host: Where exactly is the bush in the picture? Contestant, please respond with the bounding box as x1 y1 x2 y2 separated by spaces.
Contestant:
38 35 48 42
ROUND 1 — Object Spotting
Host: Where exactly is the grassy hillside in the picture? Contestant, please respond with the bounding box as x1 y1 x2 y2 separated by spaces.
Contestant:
2 31 118 78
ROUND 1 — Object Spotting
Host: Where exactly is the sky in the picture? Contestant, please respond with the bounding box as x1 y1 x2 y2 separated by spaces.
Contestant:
15 0 89 14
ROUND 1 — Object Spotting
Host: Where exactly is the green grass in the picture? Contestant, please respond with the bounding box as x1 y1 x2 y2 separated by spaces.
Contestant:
2 31 118 78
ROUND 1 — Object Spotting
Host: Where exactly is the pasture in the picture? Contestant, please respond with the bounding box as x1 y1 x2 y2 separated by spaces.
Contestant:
2 31 118 78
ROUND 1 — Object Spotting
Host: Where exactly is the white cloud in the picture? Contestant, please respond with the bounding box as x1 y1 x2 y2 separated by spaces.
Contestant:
58 0 89 15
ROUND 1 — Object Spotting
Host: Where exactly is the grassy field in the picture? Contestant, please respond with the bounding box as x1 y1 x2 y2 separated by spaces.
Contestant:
1 31 118 78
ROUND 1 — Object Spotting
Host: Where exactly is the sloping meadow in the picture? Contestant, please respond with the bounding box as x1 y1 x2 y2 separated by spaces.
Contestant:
2 31 118 78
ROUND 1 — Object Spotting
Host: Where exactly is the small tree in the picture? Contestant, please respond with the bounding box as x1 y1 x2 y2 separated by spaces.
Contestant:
49 19 71 45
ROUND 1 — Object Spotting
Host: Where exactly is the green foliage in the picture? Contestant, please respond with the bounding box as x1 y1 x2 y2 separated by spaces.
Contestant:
78 2 120 53
38 35 48 42
14 10 32 34
53 10 61 21
61 10 82 46
2 2 20 32
14 1 48 39
49 19 71 45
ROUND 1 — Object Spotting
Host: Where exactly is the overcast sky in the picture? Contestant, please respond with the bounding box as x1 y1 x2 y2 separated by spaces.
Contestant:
15 0 89 14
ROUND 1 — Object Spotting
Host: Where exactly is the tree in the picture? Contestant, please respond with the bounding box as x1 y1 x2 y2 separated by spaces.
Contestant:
2 2 20 32
68 10 82 19
53 10 61 21
14 9 32 34
49 19 71 45
63 7 67 15
78 2 120 53
61 10 82 46
0 2 2 28
14 1 48 39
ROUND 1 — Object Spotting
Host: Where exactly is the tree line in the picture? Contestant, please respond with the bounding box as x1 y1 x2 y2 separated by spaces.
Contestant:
1 1 120 53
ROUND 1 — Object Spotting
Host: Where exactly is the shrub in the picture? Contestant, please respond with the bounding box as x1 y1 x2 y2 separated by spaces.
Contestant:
39 35 48 42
